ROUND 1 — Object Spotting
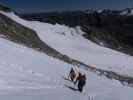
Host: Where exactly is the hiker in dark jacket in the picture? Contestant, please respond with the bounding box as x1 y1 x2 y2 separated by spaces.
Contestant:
68 68 76 82
74 72 82 84
74 72 86 92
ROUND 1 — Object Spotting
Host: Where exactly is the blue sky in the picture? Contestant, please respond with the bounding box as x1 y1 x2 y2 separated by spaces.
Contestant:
0 0 133 13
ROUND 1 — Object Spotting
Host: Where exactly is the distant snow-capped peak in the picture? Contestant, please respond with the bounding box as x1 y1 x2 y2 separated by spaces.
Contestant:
85 8 133 16
120 8 133 16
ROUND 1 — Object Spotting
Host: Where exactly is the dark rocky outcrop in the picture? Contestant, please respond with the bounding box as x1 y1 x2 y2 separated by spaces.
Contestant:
0 4 13 12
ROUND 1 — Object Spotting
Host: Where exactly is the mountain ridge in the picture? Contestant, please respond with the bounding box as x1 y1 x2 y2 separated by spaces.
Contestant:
20 8 133 56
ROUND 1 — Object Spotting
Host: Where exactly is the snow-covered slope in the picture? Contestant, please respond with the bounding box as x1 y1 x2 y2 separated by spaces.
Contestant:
0 37 133 100
0 10 133 100
2 11 133 78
